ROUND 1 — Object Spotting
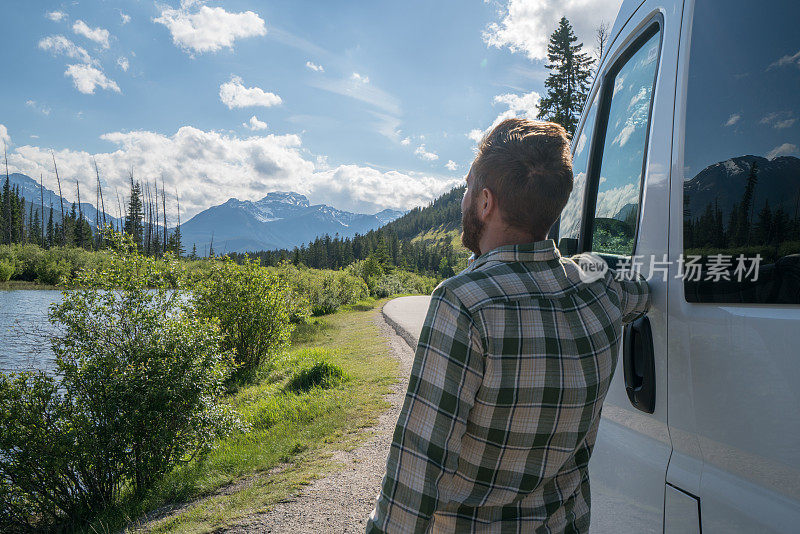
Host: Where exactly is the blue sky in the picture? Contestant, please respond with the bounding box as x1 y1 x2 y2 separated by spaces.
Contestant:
0 0 621 220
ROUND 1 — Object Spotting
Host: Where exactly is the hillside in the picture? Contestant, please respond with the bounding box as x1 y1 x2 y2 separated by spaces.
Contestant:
383 185 467 256
5 172 122 228
240 185 469 276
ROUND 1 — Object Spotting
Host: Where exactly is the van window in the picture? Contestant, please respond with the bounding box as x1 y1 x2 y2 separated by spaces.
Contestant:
683 0 800 304
591 30 661 256
558 95 598 255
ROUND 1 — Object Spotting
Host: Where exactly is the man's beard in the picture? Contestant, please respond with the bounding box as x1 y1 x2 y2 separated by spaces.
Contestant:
461 196 484 257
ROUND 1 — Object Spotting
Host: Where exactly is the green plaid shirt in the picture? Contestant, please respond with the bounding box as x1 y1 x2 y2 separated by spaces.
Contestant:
367 240 650 533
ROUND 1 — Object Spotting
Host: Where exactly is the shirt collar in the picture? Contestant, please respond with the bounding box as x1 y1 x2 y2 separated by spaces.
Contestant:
468 239 561 271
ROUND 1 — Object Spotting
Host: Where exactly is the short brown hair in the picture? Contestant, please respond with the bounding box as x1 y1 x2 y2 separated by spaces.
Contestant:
472 118 573 238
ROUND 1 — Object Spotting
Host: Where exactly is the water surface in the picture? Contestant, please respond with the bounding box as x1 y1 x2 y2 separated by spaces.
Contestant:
0 290 62 374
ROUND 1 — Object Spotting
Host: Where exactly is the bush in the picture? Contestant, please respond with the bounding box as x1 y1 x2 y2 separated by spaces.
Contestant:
0 259 13 282
194 256 295 384
0 232 239 531
276 264 369 316
286 360 347 392
34 257 71 285
307 271 370 315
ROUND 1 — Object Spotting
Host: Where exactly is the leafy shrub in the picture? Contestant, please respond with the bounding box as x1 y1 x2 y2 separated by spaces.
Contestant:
307 271 370 315
346 259 438 297
371 274 407 298
0 244 113 285
0 259 13 282
276 264 369 316
0 232 238 531
34 257 71 285
194 256 295 384
286 361 347 392
0 371 85 531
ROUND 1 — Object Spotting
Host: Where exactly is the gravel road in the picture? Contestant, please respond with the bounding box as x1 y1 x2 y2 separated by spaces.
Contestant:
223 310 415 533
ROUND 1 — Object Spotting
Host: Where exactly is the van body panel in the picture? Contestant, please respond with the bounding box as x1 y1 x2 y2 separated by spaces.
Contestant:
667 0 800 531
581 2 684 532
664 485 701 534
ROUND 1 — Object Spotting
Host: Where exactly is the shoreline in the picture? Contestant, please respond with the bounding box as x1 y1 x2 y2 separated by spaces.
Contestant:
0 280 59 291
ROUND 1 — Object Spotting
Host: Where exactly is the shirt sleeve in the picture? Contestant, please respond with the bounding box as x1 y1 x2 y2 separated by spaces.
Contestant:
366 285 485 533
607 269 652 323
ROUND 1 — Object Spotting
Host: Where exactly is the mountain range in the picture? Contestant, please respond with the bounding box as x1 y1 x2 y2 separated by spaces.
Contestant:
5 172 122 229
180 192 404 254
5 172 404 254
684 155 800 222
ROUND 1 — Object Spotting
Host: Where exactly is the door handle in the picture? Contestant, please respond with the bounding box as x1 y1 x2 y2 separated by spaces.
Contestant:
622 316 655 414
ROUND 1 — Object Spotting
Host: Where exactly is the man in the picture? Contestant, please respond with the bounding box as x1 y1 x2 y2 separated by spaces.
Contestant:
366 118 650 533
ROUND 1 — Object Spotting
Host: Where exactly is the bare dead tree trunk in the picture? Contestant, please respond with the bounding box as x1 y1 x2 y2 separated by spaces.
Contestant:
596 21 609 62
154 179 160 255
175 187 182 257
162 175 168 252
39 173 45 244
51 152 66 244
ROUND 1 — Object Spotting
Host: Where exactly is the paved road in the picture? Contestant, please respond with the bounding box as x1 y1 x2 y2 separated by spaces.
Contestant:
381 295 431 349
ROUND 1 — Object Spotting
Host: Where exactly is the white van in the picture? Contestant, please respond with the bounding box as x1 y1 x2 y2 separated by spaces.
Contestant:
553 0 800 532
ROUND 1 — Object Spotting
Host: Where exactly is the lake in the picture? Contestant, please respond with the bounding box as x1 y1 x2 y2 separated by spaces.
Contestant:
0 290 62 375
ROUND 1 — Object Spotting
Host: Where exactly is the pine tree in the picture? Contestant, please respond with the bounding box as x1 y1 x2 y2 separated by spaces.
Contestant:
537 17 595 135
124 178 144 249
737 161 759 245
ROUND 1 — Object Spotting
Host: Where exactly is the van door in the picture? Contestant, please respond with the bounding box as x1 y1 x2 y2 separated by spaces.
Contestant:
667 0 800 531
557 2 682 532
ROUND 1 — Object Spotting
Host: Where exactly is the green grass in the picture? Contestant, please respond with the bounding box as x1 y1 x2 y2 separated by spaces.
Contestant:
411 224 470 258
83 298 399 533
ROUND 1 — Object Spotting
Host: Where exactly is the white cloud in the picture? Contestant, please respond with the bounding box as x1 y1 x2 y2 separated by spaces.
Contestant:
2 125 458 218
467 90 541 144
445 160 458 171
494 91 541 119
307 165 460 214
65 64 121 94
351 72 370 84
0 124 10 148
612 85 651 147
595 181 638 220
483 0 623 60
724 113 741 127
401 137 411 146
309 74 401 116
467 129 485 143
244 115 268 131
219 76 282 109
117 56 129 72
767 143 799 160
38 35 94 64
306 61 324 72
25 100 51 115
47 11 67 22
770 49 800 69
415 144 439 161
760 112 796 129
120 12 131 24
73 20 111 49
153 2 266 55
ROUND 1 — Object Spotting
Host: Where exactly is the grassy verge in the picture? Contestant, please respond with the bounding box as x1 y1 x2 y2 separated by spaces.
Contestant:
83 298 399 533
0 280 58 290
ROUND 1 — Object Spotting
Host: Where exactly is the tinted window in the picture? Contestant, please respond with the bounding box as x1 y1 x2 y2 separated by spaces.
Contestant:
591 30 661 256
683 0 800 304
558 95 598 255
